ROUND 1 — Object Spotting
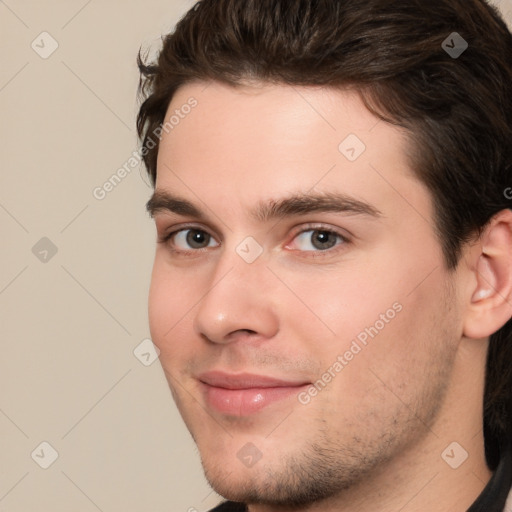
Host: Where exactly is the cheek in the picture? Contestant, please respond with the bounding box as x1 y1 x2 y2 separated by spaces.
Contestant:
277 262 403 353
148 258 194 361
280 255 453 379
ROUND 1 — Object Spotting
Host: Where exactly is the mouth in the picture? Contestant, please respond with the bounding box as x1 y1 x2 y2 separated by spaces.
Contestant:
197 371 311 416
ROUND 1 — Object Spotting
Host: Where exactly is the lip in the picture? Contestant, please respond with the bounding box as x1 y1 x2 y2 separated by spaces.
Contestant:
198 371 311 415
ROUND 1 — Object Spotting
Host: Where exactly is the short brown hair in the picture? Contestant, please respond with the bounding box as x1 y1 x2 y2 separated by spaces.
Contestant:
136 0 512 468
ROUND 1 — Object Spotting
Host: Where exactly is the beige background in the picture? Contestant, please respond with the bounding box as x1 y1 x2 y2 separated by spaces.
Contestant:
1 1 511 511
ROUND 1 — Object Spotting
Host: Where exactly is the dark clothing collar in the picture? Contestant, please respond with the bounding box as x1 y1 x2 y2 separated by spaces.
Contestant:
468 437 512 512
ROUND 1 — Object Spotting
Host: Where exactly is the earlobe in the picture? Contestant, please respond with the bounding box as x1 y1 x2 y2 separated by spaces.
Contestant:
463 210 512 339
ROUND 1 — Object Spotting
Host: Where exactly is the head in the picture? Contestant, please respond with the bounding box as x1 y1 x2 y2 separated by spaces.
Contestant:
137 0 512 506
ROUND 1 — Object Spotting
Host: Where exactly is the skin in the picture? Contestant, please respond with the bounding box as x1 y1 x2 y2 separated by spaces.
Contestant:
147 81 512 511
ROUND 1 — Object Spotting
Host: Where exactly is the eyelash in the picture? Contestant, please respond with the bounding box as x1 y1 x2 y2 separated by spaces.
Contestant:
158 223 351 259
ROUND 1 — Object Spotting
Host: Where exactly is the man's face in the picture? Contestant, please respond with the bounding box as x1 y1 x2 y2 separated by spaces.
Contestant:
148 82 464 505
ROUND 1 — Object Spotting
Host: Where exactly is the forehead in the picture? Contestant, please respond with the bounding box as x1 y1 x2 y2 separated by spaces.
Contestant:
160 81 398 161
155 81 430 226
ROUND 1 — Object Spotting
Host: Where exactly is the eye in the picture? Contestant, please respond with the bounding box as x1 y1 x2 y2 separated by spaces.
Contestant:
159 225 348 255
162 228 219 251
288 228 347 252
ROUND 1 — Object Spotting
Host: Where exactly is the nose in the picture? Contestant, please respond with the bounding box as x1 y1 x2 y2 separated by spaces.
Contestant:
193 246 279 345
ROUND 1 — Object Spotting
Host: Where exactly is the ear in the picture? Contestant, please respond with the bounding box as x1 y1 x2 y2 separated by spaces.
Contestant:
463 209 512 339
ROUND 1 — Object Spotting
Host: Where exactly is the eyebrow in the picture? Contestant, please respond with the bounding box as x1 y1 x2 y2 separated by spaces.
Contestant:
146 190 382 222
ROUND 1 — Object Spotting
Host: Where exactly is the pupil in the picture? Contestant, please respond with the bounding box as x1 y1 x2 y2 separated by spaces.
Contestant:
187 230 208 248
313 231 336 250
